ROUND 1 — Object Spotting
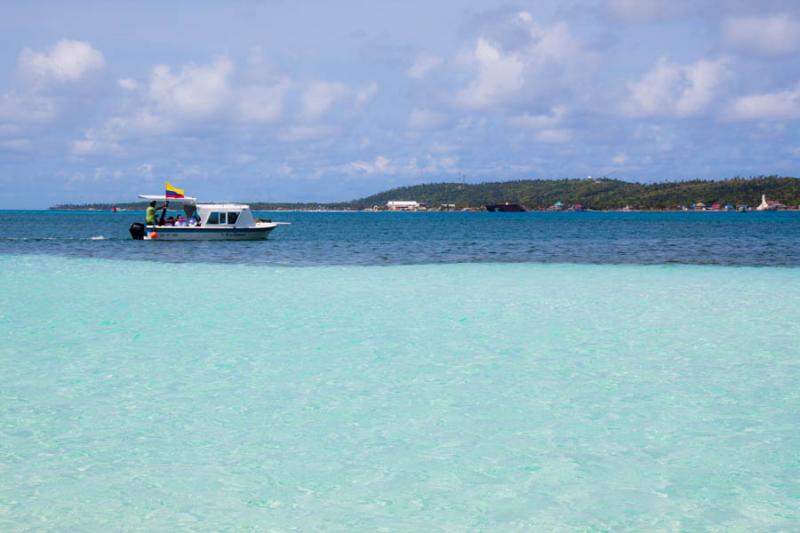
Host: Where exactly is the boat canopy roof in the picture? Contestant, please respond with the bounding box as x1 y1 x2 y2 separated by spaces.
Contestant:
138 195 249 210
197 203 250 210
139 194 198 204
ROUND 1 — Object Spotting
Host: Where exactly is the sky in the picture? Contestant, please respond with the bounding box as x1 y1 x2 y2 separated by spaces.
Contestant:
0 0 799 208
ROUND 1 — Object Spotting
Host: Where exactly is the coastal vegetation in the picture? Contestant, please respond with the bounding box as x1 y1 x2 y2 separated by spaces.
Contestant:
345 176 800 210
52 175 800 211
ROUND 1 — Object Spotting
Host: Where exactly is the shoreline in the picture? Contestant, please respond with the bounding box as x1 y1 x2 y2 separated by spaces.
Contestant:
42 207 800 213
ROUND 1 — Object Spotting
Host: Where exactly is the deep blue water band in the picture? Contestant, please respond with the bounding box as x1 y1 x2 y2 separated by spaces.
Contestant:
1 210 799 267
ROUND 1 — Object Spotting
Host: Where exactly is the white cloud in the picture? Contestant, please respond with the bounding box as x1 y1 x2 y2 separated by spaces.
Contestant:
149 57 233 120
625 57 729 117
724 14 800 55
277 124 335 142
608 0 698 22
408 108 447 130
509 105 567 129
302 81 350 120
0 40 104 127
353 82 378 111
456 116 485 130
65 166 125 186
633 124 675 153
76 58 233 150
19 39 104 83
456 38 524 109
70 130 121 156
530 22 588 74
138 163 154 177
349 155 394 174
235 79 291 123
107 109 174 137
301 81 376 120
612 153 628 164
70 139 104 156
406 153 460 175
454 15 595 110
609 0 669 22
435 155 459 169
408 53 443 79
75 55 374 151
69 51 376 154
118 78 138 91
517 11 533 24
93 167 124 180
429 142 457 153
727 83 800 121
535 128 571 143
0 91 57 123
509 105 571 142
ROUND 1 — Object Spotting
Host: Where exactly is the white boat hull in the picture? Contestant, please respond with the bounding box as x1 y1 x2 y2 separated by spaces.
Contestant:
145 223 277 241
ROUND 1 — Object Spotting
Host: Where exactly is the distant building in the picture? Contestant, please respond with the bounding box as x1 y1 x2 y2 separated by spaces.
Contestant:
387 200 421 211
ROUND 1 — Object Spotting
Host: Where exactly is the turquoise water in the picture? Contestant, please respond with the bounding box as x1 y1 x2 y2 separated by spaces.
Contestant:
1 255 799 530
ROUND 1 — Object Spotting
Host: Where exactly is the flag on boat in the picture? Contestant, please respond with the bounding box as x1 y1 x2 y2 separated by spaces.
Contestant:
165 182 185 199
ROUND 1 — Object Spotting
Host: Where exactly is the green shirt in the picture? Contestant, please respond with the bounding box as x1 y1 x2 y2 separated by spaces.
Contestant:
146 206 157 225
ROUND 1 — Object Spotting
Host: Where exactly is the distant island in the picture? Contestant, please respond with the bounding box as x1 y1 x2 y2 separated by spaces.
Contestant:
51 175 800 212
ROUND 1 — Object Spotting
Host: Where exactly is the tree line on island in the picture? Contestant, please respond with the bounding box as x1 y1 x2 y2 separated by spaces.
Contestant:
52 175 800 211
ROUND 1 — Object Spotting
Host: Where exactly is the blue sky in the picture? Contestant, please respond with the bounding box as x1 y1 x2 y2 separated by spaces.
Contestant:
1 0 799 208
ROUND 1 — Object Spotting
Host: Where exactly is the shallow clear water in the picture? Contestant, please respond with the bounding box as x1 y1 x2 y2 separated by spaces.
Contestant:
1 256 798 530
1 210 800 266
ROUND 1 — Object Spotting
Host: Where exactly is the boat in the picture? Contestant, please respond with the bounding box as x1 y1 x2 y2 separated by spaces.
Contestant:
130 193 286 241
485 203 526 212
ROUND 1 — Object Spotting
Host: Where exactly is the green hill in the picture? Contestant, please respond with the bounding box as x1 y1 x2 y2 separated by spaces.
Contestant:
345 176 800 210
51 176 800 211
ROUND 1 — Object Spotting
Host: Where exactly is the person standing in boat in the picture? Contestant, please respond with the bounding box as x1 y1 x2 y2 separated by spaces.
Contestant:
145 200 168 226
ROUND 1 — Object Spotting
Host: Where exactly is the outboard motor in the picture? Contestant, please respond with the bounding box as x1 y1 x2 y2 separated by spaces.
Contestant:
129 222 145 240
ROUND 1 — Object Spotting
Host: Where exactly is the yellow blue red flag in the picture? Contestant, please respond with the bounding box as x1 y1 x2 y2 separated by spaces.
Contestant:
165 182 185 199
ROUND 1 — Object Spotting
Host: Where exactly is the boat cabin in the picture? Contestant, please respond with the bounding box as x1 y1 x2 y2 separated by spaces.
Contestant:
138 195 256 228
194 204 256 228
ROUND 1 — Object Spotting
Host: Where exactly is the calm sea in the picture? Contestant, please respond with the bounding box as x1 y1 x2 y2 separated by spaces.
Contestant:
1 210 799 530
0 209 799 266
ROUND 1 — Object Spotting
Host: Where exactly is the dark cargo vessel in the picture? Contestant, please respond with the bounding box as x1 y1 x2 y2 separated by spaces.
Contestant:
485 203 526 212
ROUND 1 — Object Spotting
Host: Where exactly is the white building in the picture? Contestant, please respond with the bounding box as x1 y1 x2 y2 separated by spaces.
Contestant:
756 194 783 211
387 200 421 211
